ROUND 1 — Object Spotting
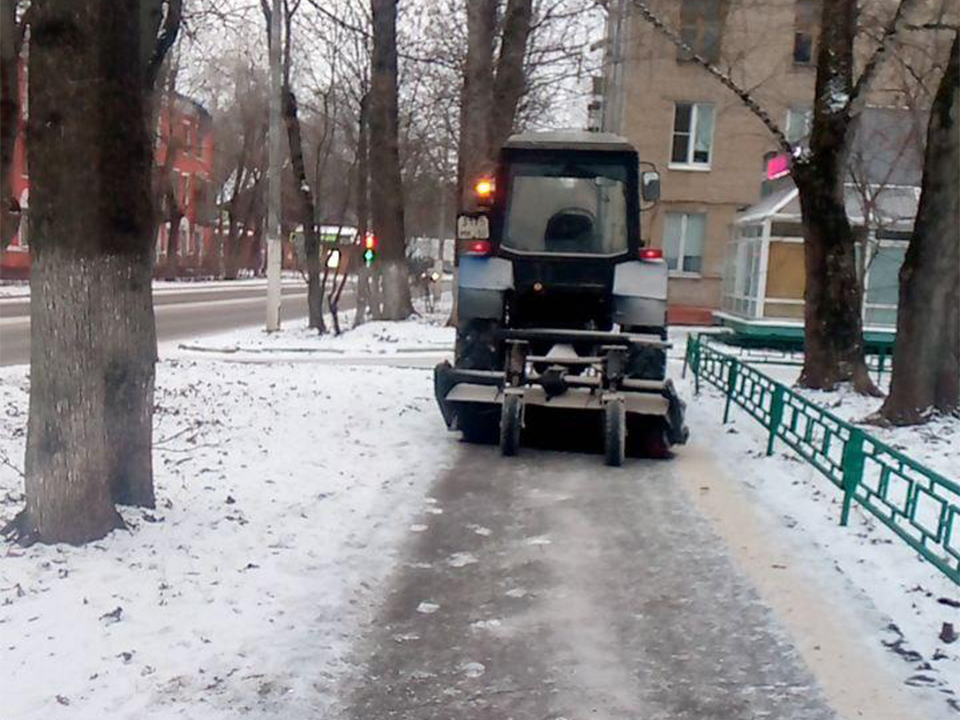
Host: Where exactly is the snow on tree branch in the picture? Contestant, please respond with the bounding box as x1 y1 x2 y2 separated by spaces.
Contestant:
629 0 792 154
147 0 183 90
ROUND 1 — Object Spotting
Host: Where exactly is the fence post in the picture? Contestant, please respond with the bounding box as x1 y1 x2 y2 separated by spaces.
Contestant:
766 384 785 456
722 358 739 424
692 338 701 395
840 428 865 526
682 335 690 379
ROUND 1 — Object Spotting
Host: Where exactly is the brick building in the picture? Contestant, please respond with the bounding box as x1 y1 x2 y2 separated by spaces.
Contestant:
0 64 215 279
153 93 217 275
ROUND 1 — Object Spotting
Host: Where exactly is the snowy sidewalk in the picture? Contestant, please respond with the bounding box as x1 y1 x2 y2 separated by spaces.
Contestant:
333 430 950 719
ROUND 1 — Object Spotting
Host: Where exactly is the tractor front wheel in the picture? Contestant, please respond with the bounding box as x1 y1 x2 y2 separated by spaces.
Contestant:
603 399 626 467
500 394 522 456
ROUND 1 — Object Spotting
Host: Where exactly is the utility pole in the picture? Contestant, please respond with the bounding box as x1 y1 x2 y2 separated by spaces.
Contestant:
265 0 283 331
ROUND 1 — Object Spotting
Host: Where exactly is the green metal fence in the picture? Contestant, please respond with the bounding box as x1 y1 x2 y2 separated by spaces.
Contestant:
685 334 960 586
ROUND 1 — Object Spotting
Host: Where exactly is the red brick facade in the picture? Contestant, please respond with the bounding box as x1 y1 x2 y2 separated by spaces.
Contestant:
1 63 216 279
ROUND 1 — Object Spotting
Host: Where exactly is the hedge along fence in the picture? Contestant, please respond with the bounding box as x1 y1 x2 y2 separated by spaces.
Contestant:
684 334 960 586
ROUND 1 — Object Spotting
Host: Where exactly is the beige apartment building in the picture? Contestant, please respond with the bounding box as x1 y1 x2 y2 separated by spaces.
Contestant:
598 0 942 323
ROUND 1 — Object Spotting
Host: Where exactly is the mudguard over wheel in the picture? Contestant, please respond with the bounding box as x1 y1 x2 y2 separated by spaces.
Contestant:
603 398 626 467
459 406 500 444
500 393 522 456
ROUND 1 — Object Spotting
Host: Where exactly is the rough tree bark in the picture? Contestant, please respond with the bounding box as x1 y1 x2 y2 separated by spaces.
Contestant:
163 195 184 280
0 0 25 249
105 0 180 509
4 0 162 543
283 88 325 331
489 0 533 153
791 0 903 394
353 92 373 326
879 33 959 424
457 0 496 206
450 0 533 326
272 0 325 330
792 0 879 394
369 0 413 319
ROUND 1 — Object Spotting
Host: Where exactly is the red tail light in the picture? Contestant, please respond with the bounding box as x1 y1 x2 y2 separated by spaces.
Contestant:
462 240 492 256
639 247 663 261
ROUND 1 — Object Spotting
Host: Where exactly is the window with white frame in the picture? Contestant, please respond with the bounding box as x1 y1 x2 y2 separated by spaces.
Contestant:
671 102 715 168
722 224 763 317
663 212 706 274
786 106 812 145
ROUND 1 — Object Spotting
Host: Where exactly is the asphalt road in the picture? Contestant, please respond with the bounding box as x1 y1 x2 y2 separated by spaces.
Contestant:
0 284 313 366
331 437 928 720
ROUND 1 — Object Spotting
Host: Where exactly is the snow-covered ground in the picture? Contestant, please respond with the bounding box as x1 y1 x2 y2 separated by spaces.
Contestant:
0 281 29 299
1 315 957 718
671 337 960 701
0 276 306 300
0 309 458 718
172 309 453 364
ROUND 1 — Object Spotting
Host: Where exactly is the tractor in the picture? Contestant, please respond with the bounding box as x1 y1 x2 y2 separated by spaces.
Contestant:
434 131 688 465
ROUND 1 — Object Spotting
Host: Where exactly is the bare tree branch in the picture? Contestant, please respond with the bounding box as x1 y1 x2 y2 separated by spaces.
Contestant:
848 0 920 116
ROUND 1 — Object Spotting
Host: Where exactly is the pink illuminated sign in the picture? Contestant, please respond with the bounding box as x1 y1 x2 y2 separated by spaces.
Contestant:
766 153 791 180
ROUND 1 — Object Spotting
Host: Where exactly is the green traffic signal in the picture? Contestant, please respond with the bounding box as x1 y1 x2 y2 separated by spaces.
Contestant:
362 233 378 266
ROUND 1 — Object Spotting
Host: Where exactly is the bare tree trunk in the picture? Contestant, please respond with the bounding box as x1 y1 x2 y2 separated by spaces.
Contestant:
164 195 184 281
447 0 498 328
283 88 325 331
794 0 878 394
458 0 496 206
273 0 325 332
370 0 413 320
0 0 23 249
880 33 959 424
489 0 533 152
106 0 179 509
353 93 372 327
6 0 164 543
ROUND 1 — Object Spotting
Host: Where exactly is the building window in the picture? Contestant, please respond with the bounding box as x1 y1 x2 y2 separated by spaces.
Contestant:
864 243 906 326
671 102 715 167
794 0 820 65
664 212 706 274
182 121 193 154
18 210 28 248
678 0 726 64
786 106 813 144
178 220 188 257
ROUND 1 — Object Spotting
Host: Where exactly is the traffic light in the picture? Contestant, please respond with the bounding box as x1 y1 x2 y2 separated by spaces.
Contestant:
362 232 378 267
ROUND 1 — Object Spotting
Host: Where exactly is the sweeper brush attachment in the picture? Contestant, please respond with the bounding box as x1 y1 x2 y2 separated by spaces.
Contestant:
435 329 687 466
